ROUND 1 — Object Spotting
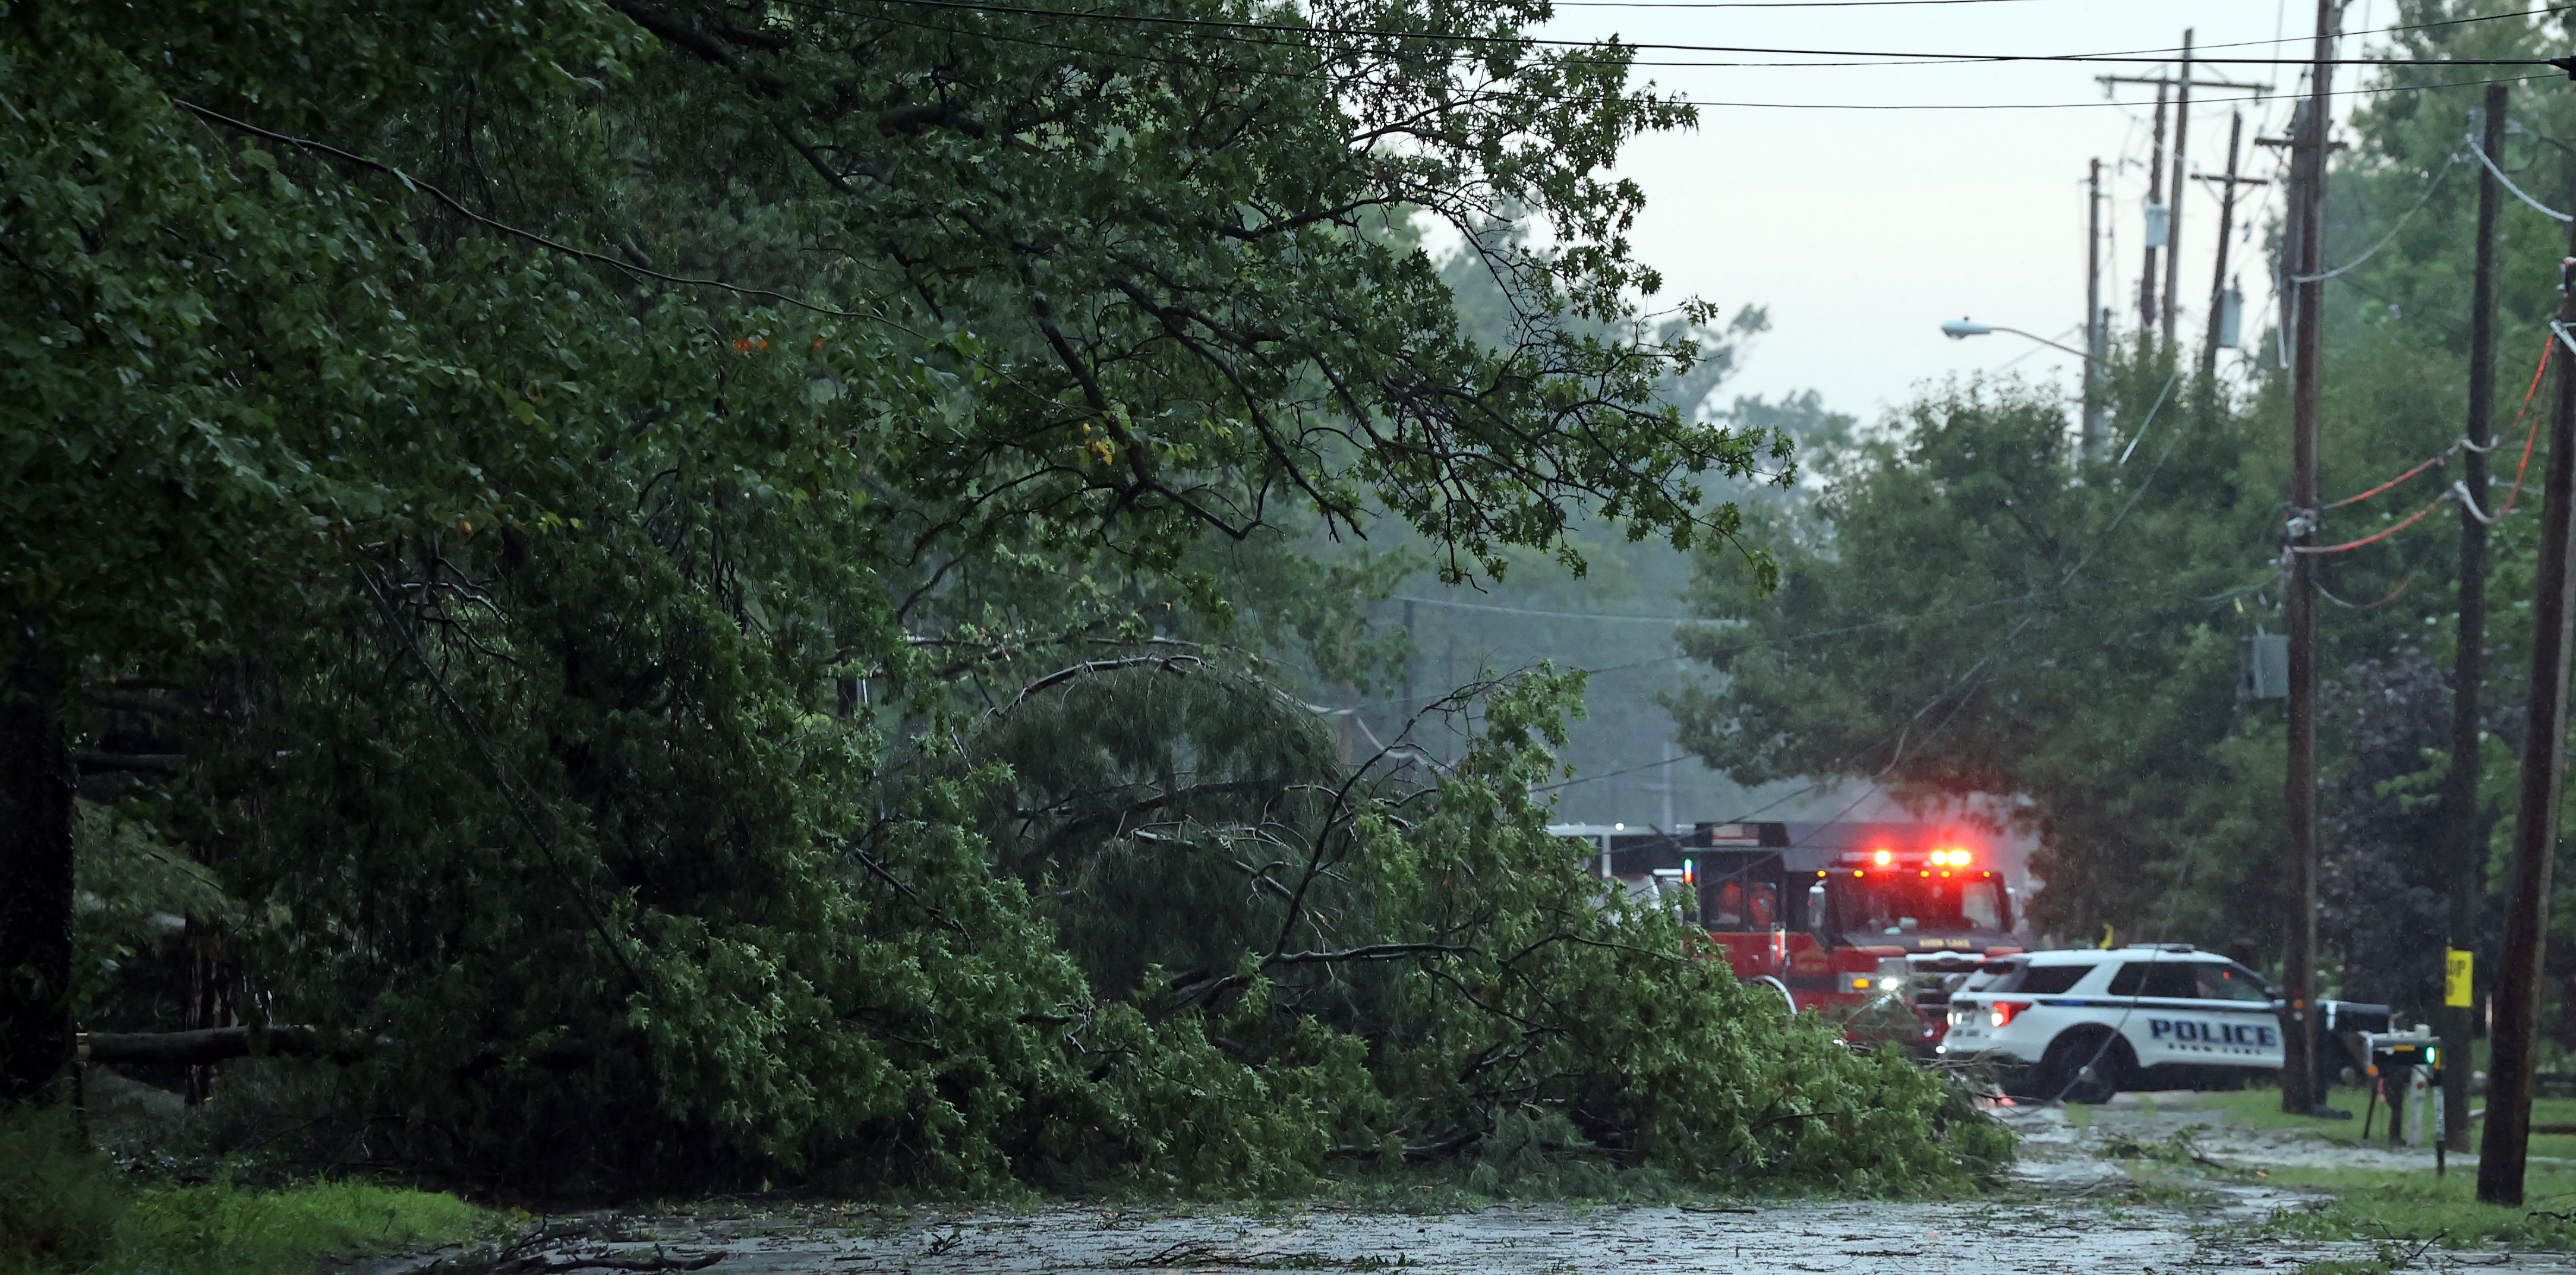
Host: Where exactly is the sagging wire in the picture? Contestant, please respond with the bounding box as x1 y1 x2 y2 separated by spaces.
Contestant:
2290 152 2459 283
2295 489 2455 556
2292 334 2554 556
2323 447 2455 512
2496 333 2556 522
2319 563 2426 610
2042 844 2200 1106
2465 132 2574 223
2112 368 2183 467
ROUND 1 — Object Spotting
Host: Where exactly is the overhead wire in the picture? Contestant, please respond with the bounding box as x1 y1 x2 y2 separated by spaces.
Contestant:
2290 152 2460 282
2465 132 2575 222
1393 594 1697 622
2496 336 2556 521
1548 0 2038 7
2294 336 2554 555
790 0 2571 109
2296 490 2456 556
829 0 2557 68
2318 564 2425 610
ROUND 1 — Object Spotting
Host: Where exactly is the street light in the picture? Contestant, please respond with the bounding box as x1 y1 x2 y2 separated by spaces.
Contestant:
1940 317 2095 362
1943 317 2108 455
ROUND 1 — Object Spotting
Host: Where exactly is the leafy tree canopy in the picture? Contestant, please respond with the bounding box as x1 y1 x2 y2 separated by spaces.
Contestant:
0 0 1997 1193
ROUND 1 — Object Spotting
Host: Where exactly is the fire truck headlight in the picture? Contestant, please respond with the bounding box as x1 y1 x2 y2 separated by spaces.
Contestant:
1879 977 1901 991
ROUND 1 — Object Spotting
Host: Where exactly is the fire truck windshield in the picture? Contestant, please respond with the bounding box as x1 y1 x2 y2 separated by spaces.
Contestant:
1836 874 2006 936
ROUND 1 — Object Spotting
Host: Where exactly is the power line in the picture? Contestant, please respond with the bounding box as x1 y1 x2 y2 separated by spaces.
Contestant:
1392 594 1702 623
1550 0 2042 6
803 9 2568 111
1648 73 2555 107
827 0 2562 68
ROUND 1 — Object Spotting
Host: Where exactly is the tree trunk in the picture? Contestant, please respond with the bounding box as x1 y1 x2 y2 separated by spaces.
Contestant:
0 640 75 1104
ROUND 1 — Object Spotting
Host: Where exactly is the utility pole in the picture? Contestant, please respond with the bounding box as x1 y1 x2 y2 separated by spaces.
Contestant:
2163 30 2193 346
2279 0 2337 1119
2142 83 2167 329
2258 106 2336 372
2446 82 2509 1159
2197 112 2268 380
2101 69 2267 340
2481 134 2576 1212
2087 158 2107 451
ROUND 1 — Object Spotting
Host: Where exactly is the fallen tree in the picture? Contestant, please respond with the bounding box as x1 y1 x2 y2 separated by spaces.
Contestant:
75 1027 377 1068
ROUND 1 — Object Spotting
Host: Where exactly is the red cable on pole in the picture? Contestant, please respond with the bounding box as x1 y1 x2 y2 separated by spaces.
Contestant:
2317 335 2553 519
2325 450 2452 510
2296 490 2455 555
2496 335 2555 520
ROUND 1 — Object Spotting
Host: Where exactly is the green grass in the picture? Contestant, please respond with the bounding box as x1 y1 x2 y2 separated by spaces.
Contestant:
2187 1086 2576 1160
2 1110 498 1275
2253 1160 2576 1252
2089 1084 2576 1265
2191 1085 2382 1132
102 1176 496 1275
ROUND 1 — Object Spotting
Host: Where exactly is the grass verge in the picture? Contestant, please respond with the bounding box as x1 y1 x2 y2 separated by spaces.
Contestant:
2253 1160 2576 1252
2 1109 497 1275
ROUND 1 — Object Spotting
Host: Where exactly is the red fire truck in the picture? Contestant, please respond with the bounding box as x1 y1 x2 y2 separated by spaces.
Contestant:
1552 820 2023 1047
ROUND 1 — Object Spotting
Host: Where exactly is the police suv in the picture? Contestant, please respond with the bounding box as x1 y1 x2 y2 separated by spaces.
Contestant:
1937 944 2285 1102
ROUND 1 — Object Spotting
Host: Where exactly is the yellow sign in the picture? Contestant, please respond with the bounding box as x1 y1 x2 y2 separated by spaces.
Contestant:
2446 948 2474 1008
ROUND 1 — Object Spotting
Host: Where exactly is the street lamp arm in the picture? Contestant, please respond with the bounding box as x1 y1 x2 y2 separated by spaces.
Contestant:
1946 316 2096 362
1987 326 2097 362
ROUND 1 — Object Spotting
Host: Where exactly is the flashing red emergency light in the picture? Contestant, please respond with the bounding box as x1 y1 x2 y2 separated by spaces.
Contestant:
1871 848 1894 867
1928 847 1973 866
1682 859 1696 886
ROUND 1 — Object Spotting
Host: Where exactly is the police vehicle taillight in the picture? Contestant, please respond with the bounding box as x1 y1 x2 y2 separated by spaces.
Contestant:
1989 1000 2032 1029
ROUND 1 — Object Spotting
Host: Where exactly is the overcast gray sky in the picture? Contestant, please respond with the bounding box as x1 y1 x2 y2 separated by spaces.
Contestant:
1525 0 2466 418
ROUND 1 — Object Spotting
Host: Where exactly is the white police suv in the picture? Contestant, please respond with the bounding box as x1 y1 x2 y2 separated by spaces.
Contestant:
1937 944 2287 1103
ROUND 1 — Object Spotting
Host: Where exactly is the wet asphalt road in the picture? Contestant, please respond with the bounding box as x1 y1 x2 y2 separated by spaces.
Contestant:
376 1094 2576 1273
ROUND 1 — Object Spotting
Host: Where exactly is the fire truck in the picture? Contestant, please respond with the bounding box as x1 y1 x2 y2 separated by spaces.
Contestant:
1550 820 2023 1047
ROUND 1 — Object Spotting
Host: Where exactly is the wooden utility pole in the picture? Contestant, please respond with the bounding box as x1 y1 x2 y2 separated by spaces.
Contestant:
2481 140 2576 1212
2446 82 2509 1159
2162 30 2193 346
2099 71 2269 340
2142 83 2168 329
2086 157 2107 451
2280 0 2337 1119
2197 113 2267 380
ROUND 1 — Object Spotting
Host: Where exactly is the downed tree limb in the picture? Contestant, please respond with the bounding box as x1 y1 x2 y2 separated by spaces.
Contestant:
424 1249 727 1274
78 1025 381 1066
505 1254 726 1273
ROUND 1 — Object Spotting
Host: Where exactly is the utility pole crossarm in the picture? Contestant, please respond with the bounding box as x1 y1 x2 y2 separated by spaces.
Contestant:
2099 74 2275 91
